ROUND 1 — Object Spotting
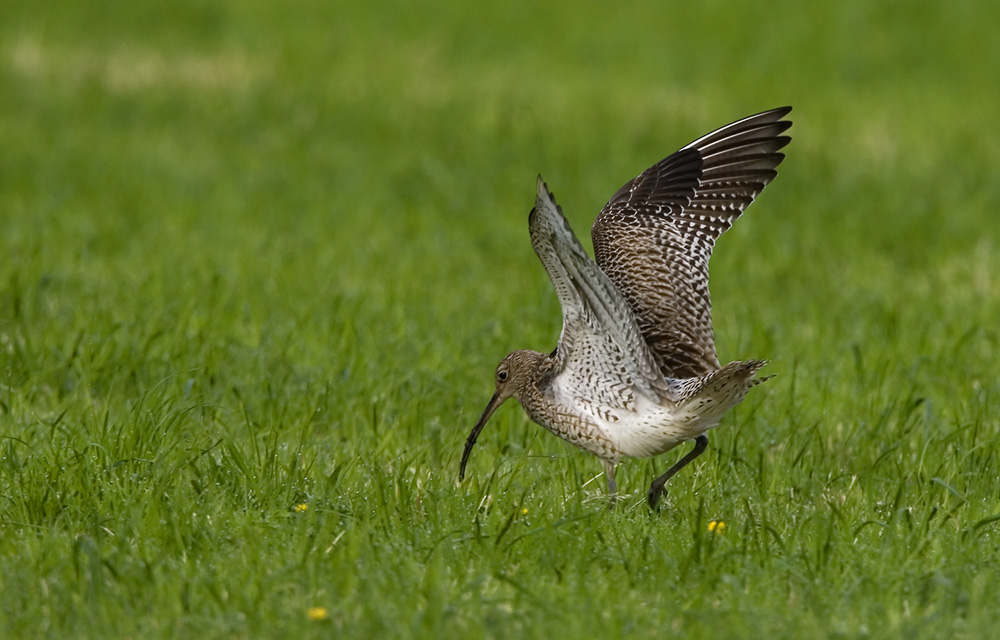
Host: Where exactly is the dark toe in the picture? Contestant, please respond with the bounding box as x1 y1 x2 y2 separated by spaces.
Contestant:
647 485 665 510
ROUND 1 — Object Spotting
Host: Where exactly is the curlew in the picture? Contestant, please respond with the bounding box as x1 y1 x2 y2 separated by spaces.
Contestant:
459 107 791 508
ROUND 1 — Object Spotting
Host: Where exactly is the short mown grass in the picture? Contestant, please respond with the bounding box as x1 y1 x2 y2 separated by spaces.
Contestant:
2 0 1000 637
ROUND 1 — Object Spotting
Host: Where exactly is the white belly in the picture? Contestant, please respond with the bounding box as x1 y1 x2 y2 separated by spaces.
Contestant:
538 360 764 462
591 390 743 460
608 407 718 459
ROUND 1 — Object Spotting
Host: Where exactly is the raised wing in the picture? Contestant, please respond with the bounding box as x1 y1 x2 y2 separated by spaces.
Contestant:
591 107 792 379
529 178 671 405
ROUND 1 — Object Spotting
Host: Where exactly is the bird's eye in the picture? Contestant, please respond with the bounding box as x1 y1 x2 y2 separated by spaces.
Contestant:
497 370 508 382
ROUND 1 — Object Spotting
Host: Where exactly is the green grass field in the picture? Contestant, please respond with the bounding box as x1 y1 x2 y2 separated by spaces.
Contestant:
2 0 1000 637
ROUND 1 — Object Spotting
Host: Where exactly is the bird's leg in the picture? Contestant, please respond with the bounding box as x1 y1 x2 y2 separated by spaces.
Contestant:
603 459 618 509
647 435 708 510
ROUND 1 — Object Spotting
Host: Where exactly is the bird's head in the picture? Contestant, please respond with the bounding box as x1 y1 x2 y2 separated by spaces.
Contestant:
459 350 545 481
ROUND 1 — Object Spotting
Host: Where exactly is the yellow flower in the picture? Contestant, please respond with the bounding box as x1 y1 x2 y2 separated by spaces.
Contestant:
307 607 328 621
708 520 726 534
521 508 529 516
293 503 309 512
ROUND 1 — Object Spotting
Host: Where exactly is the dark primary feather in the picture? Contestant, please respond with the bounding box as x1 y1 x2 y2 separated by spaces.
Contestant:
591 107 792 380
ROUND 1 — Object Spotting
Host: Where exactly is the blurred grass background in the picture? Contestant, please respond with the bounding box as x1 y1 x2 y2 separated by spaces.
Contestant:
2 0 999 637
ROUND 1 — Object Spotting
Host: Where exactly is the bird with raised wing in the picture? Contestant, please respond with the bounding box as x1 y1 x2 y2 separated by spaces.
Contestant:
460 107 791 508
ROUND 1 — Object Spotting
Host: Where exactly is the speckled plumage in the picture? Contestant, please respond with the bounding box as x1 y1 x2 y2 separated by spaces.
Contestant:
460 107 792 507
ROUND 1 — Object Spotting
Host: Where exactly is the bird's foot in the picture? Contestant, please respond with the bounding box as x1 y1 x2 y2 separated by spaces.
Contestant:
647 484 667 511
606 490 625 511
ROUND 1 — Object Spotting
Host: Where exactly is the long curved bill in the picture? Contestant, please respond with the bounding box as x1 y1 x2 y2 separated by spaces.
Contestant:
459 390 504 480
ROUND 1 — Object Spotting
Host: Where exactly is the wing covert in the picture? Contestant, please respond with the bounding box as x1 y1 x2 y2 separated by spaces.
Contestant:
529 178 670 403
592 107 792 379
